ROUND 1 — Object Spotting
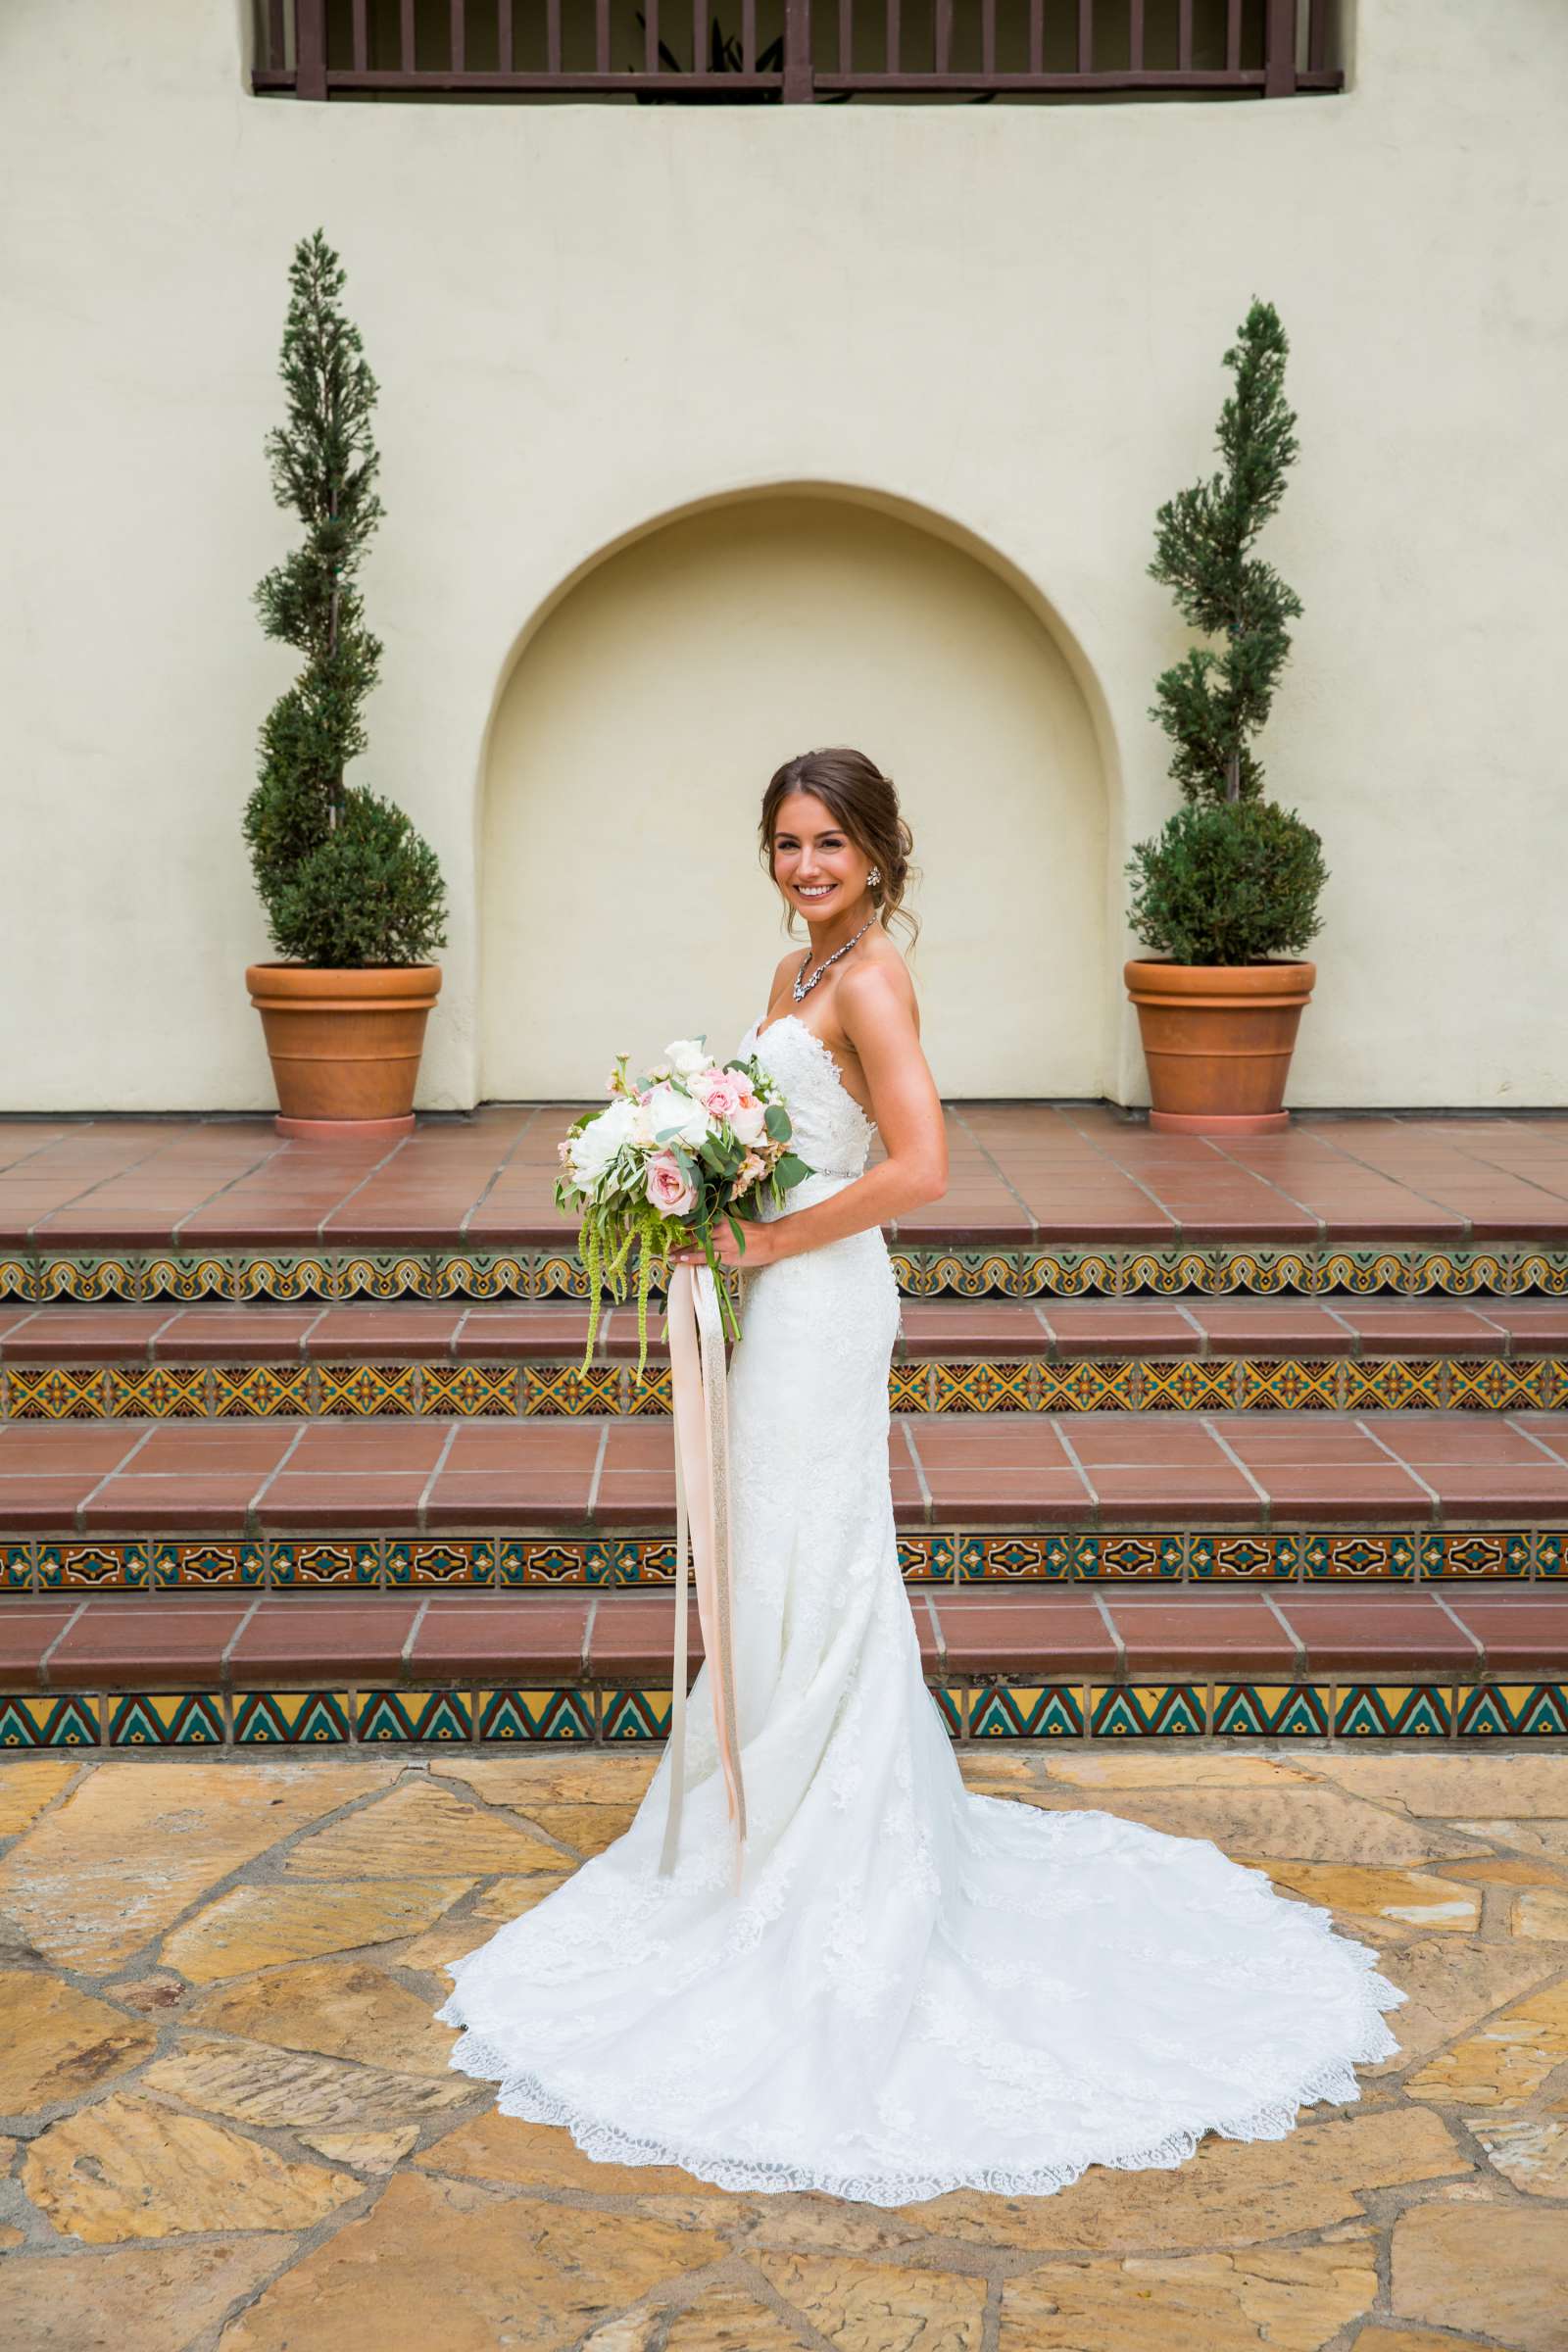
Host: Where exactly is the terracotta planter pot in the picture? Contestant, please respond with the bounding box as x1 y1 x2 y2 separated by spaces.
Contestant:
246 962 442 1140
1124 958 1315 1136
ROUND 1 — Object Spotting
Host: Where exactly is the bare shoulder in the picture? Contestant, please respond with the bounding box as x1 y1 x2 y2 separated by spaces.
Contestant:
834 949 920 1045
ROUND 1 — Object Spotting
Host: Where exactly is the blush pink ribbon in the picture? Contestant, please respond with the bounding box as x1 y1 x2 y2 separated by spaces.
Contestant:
658 1258 748 1892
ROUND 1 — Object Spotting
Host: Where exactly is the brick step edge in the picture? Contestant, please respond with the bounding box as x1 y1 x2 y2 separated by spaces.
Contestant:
3 1674 1566 1750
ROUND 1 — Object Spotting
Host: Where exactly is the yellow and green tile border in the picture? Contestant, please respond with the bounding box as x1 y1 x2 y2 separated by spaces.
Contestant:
4 1240 1568 1303
5 1355 1567 1420
3 1676 1565 1752
3 1528 1563 1593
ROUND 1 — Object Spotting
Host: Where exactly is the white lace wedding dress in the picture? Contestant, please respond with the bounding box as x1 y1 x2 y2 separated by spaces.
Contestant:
435 1011 1407 2204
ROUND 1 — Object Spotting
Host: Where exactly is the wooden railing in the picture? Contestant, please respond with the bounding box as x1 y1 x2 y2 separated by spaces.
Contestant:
252 1 1344 102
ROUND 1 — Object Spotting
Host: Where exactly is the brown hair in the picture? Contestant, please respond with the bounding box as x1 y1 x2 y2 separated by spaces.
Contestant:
759 748 920 953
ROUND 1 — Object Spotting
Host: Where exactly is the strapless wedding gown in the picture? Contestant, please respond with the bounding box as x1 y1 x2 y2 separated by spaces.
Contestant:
434 1011 1406 2204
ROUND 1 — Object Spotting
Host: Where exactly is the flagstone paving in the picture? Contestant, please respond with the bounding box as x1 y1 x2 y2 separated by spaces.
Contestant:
1 1746 1565 2350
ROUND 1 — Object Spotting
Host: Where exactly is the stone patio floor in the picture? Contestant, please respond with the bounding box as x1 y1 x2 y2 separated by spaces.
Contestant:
1 1747 1566 2350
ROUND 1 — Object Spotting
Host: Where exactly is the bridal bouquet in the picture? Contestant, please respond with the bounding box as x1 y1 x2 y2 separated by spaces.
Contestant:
557 1035 812 1377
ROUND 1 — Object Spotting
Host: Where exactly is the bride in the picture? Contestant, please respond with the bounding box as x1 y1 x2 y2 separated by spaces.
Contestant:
435 745 1406 2205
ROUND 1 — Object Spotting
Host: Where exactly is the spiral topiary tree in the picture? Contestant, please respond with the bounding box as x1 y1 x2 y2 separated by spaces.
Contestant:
1128 299 1327 964
245 228 448 968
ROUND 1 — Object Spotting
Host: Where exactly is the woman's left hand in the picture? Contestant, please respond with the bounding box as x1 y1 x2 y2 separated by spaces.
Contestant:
669 1221 783 1272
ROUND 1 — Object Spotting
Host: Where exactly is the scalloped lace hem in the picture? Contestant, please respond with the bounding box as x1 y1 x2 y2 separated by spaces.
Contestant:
433 1964 1408 2208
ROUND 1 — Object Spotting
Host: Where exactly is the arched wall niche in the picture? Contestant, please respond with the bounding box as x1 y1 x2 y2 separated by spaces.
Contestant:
478 484 1119 1102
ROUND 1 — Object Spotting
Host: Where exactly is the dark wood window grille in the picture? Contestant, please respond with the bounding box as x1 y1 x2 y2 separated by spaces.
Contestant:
253 1 1343 102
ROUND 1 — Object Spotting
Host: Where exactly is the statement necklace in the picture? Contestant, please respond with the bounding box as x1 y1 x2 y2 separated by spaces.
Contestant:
794 911 877 1002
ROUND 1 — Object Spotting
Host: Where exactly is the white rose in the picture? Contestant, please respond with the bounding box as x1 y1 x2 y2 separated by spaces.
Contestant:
730 1099 766 1149
644 1081 712 1150
663 1038 710 1080
569 1098 637 1185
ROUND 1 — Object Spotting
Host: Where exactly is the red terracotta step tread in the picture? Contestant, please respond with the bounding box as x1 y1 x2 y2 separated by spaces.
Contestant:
5 1413 1568 1535
5 1588 1566 1693
6 1110 1568 1252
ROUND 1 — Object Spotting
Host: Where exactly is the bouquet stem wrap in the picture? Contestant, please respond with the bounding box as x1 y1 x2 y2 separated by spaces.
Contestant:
658 1259 748 1892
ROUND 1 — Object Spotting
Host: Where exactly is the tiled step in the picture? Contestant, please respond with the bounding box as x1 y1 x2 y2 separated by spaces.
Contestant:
5 1296 1568 1419
4 1414 1568 1592
2 1586 1565 1750
6 1109 1568 1301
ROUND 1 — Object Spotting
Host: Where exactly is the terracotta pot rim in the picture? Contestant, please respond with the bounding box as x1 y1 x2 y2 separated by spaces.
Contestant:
1123 956 1316 973
245 960 442 978
246 961 443 1006
1125 957 1316 1004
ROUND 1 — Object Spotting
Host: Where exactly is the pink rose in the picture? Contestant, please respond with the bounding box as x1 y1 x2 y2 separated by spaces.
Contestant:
690 1067 748 1123
645 1150 697 1220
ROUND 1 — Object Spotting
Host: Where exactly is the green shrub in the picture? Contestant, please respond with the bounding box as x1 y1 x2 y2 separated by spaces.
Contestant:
244 229 448 969
1126 800 1328 967
1134 298 1328 964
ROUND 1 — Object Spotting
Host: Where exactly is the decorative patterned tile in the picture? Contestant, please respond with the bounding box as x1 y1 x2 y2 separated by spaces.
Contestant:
1191 1534 1297 1581
38 1543 147 1592
625 1365 673 1416
495 1539 604 1588
889 1363 929 1413
1038 1362 1136 1411
318 1363 416 1416
107 1691 225 1747
956 1534 1087 1582
967 1683 1086 1738
1448 1357 1556 1411
1141 1359 1237 1411
1212 1683 1331 1738
385 1539 495 1589
602 1688 670 1740
1344 1358 1443 1411
38 1256 142 1303
13 1242 1568 1314
106 1367 207 1418
932 1361 1032 1412
233 1690 353 1744
270 1541 380 1589
1236 1359 1340 1410
925 1683 963 1735
142 1256 240 1301
2 1543 34 1592
475 1688 595 1741
1422 1533 1530 1580
419 1363 515 1416
1094 1536 1183 1581
214 1365 312 1417
1333 1683 1454 1738
900 1534 953 1584
1089 1683 1206 1737
0 1693 99 1748
1301 1535 1418 1582
356 1689 473 1742
1539 1535 1564 1578
1455 1683 1568 1737
433 1252 531 1302
7 1367 106 1418
523 1364 613 1416
154 1542 264 1590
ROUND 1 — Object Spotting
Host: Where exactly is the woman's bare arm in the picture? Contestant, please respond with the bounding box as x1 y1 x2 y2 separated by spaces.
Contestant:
757 961 947 1264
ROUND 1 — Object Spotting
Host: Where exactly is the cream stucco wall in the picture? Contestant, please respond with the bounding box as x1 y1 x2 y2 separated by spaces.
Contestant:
481 492 1108 1099
2 0 1565 1109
